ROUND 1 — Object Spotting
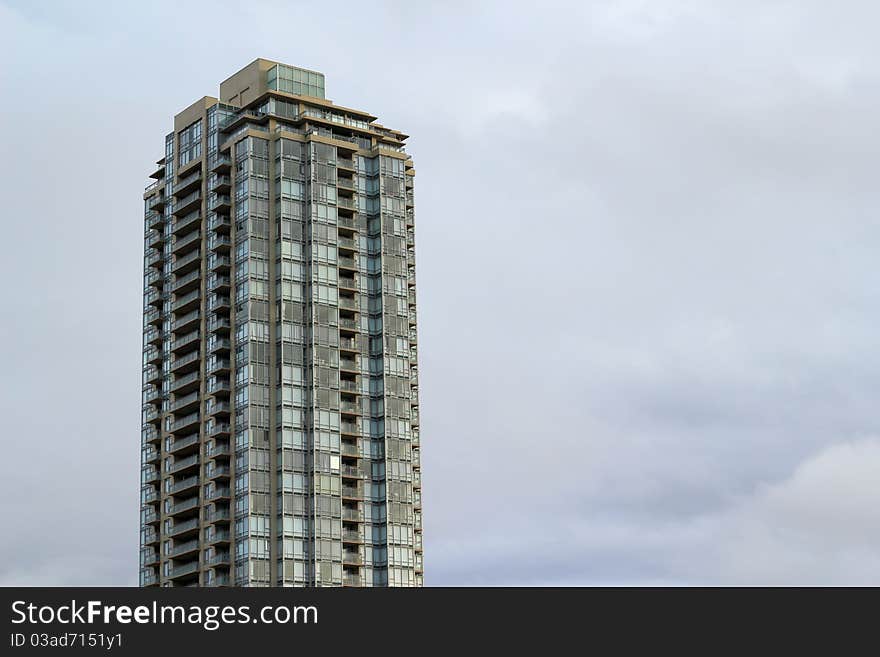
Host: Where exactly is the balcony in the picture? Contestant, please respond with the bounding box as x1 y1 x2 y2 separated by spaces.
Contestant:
169 538 200 559
342 574 361 587
144 268 162 288
211 154 231 173
339 317 358 332
337 196 357 211
146 211 163 231
142 486 159 504
336 177 355 192
168 495 200 517
341 442 359 457
338 157 355 171
337 215 357 231
208 316 231 333
141 467 159 484
144 307 164 328
143 288 162 309
341 462 362 478
168 560 200 580
210 175 231 193
340 358 358 373
342 551 363 566
172 250 201 275
172 269 201 295
342 529 362 544
171 412 200 433
142 528 159 546
142 506 159 525
171 230 201 255
142 446 160 465
172 309 200 332
207 399 231 416
168 517 200 538
342 484 362 500
208 274 231 292
142 424 160 444
339 336 358 353
143 404 160 423
208 235 231 253
206 529 231 544
339 296 358 312
170 329 200 354
173 211 202 239
145 248 162 269
148 193 166 211
340 400 359 415
209 337 231 354
207 487 230 502
209 255 231 273
210 195 231 212
207 464 231 481
209 423 231 438
209 213 231 233
338 276 357 291
168 432 200 456
171 370 200 393
208 294 230 312
208 442 230 458
173 190 201 216
143 326 161 347
342 506 362 522
338 236 357 251
173 169 202 197
207 552 231 567
340 378 359 394
208 379 231 395
170 475 200 496
338 255 357 271
143 346 161 365
208 574 231 587
209 358 230 375
206 508 230 524
171 289 200 314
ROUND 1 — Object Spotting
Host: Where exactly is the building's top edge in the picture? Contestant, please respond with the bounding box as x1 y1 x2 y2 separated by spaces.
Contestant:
219 58 324 88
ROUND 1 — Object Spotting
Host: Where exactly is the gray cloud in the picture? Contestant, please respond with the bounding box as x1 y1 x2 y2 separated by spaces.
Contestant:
2 0 880 586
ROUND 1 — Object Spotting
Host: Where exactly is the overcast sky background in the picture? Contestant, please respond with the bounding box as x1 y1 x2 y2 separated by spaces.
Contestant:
2 0 880 586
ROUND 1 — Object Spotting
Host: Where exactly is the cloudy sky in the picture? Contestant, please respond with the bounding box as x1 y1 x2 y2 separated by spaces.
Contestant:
2 0 880 586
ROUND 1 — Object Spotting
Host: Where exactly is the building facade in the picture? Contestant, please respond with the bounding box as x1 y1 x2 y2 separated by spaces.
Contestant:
140 59 422 587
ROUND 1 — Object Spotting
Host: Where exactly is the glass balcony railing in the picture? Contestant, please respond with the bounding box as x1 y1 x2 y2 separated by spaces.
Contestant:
172 309 199 332
169 538 200 558
171 370 199 391
206 508 230 524
337 215 357 230
172 230 201 254
170 475 200 495
170 412 200 433
338 296 358 312
168 517 200 537
173 170 202 196
168 561 200 579
169 496 200 515
169 453 200 474
168 433 200 453
172 250 201 272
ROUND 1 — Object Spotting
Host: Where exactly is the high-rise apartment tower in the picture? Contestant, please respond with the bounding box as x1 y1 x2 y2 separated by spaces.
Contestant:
140 59 422 587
